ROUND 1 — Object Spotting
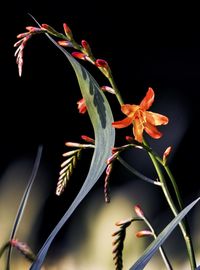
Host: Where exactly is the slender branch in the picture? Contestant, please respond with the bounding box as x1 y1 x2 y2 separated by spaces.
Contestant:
117 156 161 186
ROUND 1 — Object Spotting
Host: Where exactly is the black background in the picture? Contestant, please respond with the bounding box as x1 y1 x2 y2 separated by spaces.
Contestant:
1 0 200 266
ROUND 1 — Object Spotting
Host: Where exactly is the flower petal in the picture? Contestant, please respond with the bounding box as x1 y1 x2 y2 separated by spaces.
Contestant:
133 118 144 142
144 122 162 139
121 104 138 116
112 117 133 128
140 87 155 111
145 111 169 126
77 98 87 114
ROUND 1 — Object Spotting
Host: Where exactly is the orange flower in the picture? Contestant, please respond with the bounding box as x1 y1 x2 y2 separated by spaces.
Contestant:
77 98 87 114
112 87 169 143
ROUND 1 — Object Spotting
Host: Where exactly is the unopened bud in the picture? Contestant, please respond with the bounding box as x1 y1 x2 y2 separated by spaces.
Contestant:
163 146 172 164
58 40 73 47
115 218 133 227
134 204 144 218
136 230 153 238
96 59 109 69
63 23 73 40
81 135 95 144
72 52 87 61
101 86 115 94
41 24 59 36
77 98 87 114
125 136 135 143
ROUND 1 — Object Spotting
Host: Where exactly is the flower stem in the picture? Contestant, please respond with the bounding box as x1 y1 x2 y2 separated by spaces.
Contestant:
143 140 196 270
0 242 10 258
108 75 124 106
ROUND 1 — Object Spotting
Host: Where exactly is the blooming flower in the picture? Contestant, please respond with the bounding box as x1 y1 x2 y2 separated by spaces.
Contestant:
112 87 169 143
77 98 87 114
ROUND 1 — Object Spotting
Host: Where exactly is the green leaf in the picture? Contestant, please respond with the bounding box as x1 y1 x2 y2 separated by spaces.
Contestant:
30 23 115 269
6 145 43 269
129 197 200 270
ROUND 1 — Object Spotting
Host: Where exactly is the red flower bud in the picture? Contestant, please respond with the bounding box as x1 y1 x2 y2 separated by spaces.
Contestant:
81 40 90 50
101 86 115 94
63 23 72 35
58 40 73 47
134 204 144 218
163 146 172 164
77 98 87 114
81 135 95 144
125 136 135 143
136 230 153 238
95 59 109 69
72 52 87 61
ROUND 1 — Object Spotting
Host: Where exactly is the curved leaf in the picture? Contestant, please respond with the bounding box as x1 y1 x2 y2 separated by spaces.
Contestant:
30 27 115 269
129 197 200 270
6 145 43 269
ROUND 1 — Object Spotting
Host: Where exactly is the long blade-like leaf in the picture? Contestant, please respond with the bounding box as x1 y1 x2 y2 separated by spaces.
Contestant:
30 22 115 269
129 197 200 270
6 145 43 269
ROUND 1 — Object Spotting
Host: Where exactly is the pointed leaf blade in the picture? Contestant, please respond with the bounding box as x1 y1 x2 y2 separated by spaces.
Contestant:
30 31 115 269
129 197 200 270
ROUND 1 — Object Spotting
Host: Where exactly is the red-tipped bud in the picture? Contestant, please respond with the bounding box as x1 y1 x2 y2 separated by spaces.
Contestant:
136 230 153 238
72 52 87 61
95 59 109 69
81 39 93 57
41 24 59 35
16 32 29 39
81 135 95 144
25 26 41 33
134 205 144 218
101 86 115 94
81 40 90 50
125 136 135 143
163 146 172 164
41 24 50 29
63 23 73 40
10 239 36 262
63 23 72 34
115 218 133 227
77 98 87 114
58 40 73 47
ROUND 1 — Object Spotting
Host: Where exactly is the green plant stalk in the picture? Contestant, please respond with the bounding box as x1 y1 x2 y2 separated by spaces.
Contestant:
0 242 10 258
163 164 184 211
146 148 184 211
145 144 196 270
108 75 124 106
163 164 196 269
142 216 173 270
138 142 196 269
